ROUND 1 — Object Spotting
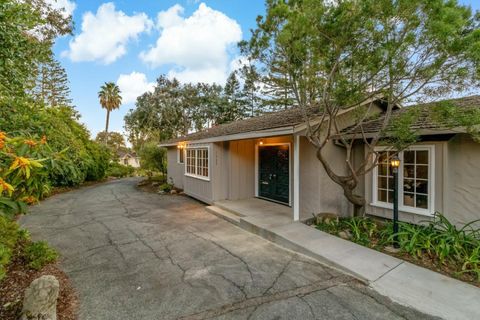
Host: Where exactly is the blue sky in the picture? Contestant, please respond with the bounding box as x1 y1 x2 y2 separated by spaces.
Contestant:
51 0 479 141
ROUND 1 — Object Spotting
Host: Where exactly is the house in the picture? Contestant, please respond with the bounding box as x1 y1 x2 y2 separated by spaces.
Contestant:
118 151 141 168
159 95 480 226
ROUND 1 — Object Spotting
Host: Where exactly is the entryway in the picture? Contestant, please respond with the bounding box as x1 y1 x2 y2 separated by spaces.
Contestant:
257 144 290 205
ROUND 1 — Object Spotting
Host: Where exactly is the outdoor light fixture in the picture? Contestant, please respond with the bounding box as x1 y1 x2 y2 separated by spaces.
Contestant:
390 154 400 248
259 140 264 145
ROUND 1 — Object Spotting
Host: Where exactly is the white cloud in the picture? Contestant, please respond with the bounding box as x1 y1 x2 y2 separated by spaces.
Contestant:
45 0 76 19
116 72 155 104
63 2 153 64
140 3 242 84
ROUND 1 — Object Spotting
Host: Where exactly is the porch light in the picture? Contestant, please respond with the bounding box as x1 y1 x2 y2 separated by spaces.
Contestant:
390 154 400 248
259 140 264 145
178 142 185 149
390 156 400 168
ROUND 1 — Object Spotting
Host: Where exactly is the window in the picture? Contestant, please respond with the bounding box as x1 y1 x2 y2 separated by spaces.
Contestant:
373 146 434 215
185 147 209 180
177 148 184 164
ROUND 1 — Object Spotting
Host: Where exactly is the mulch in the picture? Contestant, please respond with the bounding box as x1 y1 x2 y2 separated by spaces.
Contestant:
0 244 78 320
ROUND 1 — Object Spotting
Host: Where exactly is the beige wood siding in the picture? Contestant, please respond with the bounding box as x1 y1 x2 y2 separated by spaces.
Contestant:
167 147 184 189
444 134 480 225
228 139 256 200
299 137 350 220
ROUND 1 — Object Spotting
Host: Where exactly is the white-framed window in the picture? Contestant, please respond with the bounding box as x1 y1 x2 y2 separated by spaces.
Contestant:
185 146 210 180
177 148 184 164
372 145 435 216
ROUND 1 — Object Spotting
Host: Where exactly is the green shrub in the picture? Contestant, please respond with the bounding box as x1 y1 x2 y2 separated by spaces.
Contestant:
159 182 173 193
0 216 20 280
106 162 135 178
24 241 58 270
139 143 167 175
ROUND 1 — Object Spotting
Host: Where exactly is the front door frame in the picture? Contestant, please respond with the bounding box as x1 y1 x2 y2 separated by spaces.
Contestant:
255 142 292 206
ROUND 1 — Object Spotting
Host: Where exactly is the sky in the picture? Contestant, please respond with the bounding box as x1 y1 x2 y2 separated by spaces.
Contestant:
50 0 480 141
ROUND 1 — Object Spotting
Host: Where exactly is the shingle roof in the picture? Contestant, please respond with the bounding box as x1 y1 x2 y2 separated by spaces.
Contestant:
160 95 479 145
341 95 480 136
161 106 320 144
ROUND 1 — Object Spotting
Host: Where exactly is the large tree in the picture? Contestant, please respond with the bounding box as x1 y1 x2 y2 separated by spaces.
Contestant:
244 0 480 214
95 131 127 155
29 53 72 107
98 82 122 145
0 0 72 99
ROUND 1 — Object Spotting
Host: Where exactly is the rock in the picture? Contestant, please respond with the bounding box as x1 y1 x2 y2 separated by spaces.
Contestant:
21 275 59 320
170 189 178 195
338 230 351 240
315 212 338 225
384 246 401 254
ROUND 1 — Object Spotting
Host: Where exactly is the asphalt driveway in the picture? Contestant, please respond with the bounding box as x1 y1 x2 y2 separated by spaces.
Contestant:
21 178 436 320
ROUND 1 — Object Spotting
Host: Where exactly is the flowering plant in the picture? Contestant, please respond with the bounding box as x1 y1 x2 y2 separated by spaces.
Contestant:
0 132 53 217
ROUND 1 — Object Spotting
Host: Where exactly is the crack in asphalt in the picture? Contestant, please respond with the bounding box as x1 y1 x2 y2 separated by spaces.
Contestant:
178 276 354 320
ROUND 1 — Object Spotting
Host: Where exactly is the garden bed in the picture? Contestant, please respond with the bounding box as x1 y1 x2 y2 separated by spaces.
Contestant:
312 214 480 287
0 216 78 319
0 253 78 320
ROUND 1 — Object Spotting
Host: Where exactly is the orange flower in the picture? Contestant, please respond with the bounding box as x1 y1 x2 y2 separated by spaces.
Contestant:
0 140 4 149
0 178 14 196
40 135 47 144
24 139 37 147
0 132 6 140
21 196 37 205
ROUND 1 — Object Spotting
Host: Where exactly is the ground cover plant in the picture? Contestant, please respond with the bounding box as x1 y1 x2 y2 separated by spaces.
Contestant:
314 213 480 285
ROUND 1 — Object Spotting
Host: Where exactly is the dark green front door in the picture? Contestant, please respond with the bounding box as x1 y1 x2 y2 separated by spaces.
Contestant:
258 144 290 204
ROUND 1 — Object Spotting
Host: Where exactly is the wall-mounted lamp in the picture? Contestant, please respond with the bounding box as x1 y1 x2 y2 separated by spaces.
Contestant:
259 140 264 146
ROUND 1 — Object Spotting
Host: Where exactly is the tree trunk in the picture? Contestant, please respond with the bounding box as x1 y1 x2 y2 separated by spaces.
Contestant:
315 147 367 217
105 109 110 145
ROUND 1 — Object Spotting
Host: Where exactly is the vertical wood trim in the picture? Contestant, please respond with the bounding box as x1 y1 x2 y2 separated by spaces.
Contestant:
254 142 259 197
294 135 300 221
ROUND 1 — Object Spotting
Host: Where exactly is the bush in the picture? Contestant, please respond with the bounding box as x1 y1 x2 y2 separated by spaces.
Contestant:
24 241 58 270
106 162 135 178
159 182 173 193
139 143 167 175
0 216 20 280
0 101 110 188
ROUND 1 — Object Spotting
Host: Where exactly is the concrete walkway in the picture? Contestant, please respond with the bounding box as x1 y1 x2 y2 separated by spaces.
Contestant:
207 203 480 320
20 178 435 320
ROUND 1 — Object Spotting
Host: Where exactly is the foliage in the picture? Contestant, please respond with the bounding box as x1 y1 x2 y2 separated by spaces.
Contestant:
95 131 127 158
139 143 167 175
106 162 135 178
243 0 480 213
24 241 58 270
315 213 480 281
0 102 110 187
124 73 266 148
98 82 122 140
0 215 20 279
159 182 173 193
0 132 56 218
0 0 72 98
28 53 72 107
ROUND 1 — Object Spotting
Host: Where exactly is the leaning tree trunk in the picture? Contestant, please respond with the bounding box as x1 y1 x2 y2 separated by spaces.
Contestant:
104 109 110 145
315 148 366 217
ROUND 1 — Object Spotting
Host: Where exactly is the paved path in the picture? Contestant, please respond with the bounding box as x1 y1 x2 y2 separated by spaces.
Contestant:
21 178 437 320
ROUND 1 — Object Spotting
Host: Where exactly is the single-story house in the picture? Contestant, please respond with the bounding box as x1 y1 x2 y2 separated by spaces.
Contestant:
159 95 480 226
118 151 141 168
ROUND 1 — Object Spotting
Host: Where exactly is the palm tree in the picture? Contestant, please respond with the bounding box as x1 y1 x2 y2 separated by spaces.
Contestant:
98 82 122 145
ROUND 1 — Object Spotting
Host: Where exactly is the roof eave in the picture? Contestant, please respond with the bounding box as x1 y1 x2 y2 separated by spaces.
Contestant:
159 126 295 147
